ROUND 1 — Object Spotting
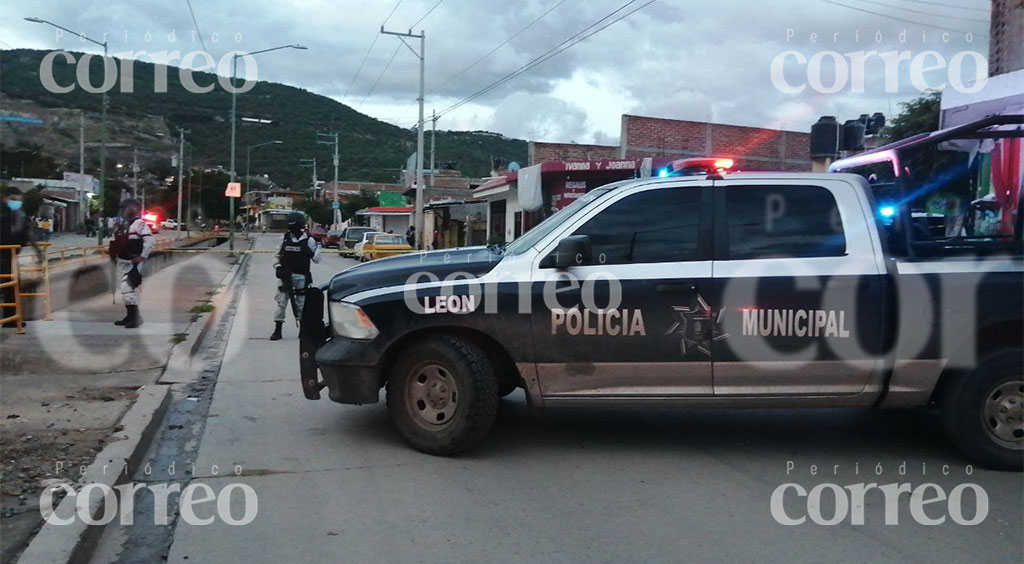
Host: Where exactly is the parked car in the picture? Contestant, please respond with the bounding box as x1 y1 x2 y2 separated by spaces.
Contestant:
361 233 414 261
341 226 376 249
309 226 328 244
161 218 180 230
323 230 343 249
353 231 383 261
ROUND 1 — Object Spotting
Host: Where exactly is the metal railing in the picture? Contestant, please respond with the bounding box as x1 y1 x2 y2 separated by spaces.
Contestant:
0 245 27 334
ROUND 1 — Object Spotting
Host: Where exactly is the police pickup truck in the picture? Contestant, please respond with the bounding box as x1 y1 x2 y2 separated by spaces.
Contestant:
299 163 1022 469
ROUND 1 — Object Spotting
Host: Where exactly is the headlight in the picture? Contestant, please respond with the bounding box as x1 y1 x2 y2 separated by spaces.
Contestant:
329 301 380 340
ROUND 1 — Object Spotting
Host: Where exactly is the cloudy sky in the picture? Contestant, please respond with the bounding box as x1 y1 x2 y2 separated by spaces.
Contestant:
1 0 993 143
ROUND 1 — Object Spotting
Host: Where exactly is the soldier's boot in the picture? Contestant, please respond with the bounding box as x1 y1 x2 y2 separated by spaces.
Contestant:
124 305 143 328
270 321 283 341
114 306 130 326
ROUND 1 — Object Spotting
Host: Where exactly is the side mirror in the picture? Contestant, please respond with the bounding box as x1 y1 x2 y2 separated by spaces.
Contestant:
549 235 592 269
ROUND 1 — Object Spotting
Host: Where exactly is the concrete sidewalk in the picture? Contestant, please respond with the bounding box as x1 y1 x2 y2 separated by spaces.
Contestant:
0 249 234 562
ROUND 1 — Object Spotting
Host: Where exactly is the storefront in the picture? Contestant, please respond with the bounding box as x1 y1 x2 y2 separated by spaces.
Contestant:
356 206 413 234
472 157 674 244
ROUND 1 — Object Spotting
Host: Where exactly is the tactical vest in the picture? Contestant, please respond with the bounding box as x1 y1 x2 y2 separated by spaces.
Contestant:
114 218 145 260
280 232 312 274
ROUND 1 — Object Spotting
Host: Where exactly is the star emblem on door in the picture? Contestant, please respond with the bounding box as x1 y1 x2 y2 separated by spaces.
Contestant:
665 294 729 357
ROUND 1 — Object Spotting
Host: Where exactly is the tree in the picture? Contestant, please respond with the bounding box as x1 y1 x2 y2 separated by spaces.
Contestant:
341 189 378 223
297 198 333 226
882 91 941 143
22 187 44 216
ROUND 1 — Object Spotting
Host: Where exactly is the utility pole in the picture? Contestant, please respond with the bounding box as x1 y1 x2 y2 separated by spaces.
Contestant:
177 127 188 231
299 158 317 198
381 26 425 249
317 131 340 227
132 148 139 214
79 110 86 227
186 144 192 232
430 109 437 189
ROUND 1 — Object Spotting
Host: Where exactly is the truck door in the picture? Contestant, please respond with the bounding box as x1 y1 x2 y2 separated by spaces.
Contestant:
530 182 715 399
709 178 887 397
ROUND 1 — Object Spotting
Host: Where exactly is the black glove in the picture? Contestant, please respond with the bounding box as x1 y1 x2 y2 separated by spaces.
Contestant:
275 265 290 282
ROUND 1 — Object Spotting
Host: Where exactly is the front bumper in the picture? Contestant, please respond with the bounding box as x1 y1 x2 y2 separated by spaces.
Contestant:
298 287 384 405
314 338 382 404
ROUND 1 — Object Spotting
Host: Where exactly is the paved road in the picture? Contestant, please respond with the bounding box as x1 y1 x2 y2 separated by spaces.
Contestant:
94 234 1022 564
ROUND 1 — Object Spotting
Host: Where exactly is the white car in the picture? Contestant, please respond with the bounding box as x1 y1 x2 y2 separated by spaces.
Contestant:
161 219 180 230
353 231 382 262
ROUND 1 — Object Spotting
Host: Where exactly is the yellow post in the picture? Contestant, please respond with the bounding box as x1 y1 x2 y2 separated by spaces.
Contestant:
0 245 25 334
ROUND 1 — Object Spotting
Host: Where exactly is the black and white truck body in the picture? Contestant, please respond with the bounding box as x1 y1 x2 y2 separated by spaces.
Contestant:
300 121 1022 469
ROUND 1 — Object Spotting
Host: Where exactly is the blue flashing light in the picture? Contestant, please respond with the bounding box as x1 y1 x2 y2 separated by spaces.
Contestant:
657 168 670 177
879 205 896 218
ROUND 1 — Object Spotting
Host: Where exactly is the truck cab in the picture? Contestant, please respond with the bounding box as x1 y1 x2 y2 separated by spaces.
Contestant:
300 143 1022 469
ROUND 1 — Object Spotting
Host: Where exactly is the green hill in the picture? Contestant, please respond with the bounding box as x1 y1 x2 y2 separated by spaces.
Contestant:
0 48 526 189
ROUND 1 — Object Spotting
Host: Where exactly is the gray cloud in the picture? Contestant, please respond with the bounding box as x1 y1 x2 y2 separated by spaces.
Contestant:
2 0 993 141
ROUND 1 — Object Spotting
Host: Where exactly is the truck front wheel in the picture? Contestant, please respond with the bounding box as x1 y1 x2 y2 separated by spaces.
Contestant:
386 334 499 455
942 348 1023 471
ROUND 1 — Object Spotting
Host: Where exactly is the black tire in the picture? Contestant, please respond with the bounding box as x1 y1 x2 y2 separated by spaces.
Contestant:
942 348 1023 471
386 334 499 455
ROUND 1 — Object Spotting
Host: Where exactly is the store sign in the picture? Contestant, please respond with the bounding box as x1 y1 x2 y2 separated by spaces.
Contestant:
551 180 587 211
267 197 293 210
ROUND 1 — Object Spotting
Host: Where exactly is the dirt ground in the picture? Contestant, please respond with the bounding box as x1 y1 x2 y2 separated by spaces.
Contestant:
0 386 138 562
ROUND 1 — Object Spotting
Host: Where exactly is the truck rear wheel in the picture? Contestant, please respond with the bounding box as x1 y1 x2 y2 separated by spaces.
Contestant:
942 348 1023 471
386 334 499 455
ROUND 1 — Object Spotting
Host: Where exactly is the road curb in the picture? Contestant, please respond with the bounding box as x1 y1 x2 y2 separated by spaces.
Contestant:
15 385 171 564
161 244 252 384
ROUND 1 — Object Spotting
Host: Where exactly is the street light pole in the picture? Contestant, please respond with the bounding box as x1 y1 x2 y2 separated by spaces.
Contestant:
177 127 188 231
228 44 307 251
381 27 426 249
25 17 108 244
317 132 340 227
246 140 282 225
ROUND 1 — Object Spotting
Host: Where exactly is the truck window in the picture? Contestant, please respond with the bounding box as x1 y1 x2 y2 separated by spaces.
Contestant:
899 136 1022 257
572 187 702 264
724 185 846 259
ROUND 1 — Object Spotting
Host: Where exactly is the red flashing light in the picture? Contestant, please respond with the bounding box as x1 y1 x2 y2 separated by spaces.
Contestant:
143 213 158 222
667 157 736 176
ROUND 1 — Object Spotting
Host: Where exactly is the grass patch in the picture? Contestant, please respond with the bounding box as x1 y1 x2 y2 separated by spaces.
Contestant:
169 333 188 345
189 304 215 315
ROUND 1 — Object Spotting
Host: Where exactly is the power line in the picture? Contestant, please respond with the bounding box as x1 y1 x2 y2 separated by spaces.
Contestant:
410 0 445 28
359 0 445 106
434 0 567 93
854 0 989 24
437 0 654 119
892 0 989 13
344 0 404 97
184 0 209 54
818 0 988 35
360 43 402 106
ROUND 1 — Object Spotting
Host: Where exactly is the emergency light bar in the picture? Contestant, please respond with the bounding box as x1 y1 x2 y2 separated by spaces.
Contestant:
660 157 736 177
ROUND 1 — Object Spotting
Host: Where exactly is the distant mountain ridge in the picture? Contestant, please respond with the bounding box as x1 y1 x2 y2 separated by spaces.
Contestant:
0 48 527 187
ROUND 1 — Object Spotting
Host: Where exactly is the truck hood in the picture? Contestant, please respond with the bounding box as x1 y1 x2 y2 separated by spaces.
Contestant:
326 246 505 301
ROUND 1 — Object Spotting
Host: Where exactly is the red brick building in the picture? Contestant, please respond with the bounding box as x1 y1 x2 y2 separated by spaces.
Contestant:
528 114 811 172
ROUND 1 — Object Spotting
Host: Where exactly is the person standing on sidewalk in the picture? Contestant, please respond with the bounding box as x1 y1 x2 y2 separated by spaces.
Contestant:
109 199 154 328
271 212 320 341
1 186 38 326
